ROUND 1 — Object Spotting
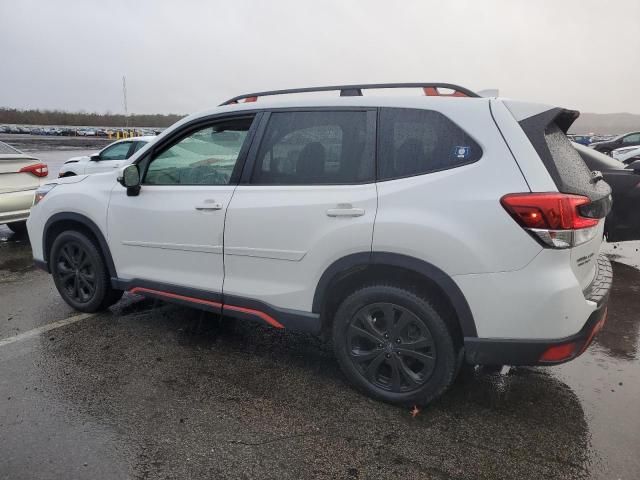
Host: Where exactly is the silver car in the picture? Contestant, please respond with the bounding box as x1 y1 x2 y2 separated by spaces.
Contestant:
0 141 48 234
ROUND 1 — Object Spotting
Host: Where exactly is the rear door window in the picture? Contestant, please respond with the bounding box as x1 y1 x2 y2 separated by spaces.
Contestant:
251 111 374 185
377 108 482 180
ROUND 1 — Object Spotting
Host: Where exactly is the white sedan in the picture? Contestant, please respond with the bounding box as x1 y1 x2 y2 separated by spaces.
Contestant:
58 136 155 177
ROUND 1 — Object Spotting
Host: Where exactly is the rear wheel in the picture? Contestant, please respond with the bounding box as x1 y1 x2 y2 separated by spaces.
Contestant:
50 231 123 312
7 221 27 235
332 285 459 406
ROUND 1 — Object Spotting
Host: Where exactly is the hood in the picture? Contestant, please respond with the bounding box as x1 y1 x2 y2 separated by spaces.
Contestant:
64 154 94 165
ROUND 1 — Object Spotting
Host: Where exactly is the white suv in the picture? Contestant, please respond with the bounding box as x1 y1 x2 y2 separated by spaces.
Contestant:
27 84 612 405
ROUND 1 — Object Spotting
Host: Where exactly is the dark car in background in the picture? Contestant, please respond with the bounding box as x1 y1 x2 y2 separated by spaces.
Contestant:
590 131 640 155
574 142 640 242
568 134 592 145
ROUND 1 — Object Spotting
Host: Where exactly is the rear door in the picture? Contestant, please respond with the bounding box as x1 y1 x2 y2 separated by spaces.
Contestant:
223 109 377 313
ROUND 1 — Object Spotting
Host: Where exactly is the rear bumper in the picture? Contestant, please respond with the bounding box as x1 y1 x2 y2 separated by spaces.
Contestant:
464 254 612 366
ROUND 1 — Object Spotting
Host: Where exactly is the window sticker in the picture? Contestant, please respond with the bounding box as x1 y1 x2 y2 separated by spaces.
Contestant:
452 146 471 160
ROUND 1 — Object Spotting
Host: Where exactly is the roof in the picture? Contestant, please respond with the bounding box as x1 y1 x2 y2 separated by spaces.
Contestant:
114 135 156 143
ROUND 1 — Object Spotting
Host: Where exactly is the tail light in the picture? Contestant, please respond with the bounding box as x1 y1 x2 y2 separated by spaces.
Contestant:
501 193 600 249
19 163 49 178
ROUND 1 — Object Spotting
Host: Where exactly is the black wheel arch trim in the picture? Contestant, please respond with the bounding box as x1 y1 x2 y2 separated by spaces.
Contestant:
43 212 117 278
312 252 478 337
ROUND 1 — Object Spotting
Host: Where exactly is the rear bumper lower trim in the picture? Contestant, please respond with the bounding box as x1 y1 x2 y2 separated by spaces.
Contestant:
464 302 609 366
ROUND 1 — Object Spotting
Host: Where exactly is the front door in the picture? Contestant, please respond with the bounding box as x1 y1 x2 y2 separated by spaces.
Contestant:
107 115 257 293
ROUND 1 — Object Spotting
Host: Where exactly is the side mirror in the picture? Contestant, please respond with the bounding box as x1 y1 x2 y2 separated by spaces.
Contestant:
90 154 100 161
118 164 141 196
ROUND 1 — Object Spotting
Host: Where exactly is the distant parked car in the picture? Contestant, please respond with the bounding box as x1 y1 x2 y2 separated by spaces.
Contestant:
0 141 48 234
590 131 640 155
573 142 640 242
58 136 154 177
568 134 592 145
612 145 640 165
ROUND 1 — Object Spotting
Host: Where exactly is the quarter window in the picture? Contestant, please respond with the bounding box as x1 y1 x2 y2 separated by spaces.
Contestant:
377 108 482 180
144 118 253 185
251 111 374 185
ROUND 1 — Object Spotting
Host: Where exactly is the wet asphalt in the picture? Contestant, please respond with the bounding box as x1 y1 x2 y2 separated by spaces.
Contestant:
0 149 639 479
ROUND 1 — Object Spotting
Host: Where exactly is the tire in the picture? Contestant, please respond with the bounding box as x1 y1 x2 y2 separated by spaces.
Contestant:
7 221 27 235
332 285 459 406
49 230 123 312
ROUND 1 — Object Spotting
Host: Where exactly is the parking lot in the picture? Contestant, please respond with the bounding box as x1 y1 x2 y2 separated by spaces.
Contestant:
0 147 638 479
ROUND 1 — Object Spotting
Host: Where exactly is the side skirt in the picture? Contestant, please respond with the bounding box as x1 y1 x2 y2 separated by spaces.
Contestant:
111 278 321 334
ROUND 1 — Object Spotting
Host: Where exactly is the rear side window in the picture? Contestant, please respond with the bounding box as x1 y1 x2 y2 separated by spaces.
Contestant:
251 111 374 185
377 108 482 181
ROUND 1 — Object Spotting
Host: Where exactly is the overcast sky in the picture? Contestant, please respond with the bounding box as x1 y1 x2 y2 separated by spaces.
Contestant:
2 0 639 115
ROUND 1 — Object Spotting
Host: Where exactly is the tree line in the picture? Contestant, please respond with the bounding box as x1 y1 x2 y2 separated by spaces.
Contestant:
0 108 185 128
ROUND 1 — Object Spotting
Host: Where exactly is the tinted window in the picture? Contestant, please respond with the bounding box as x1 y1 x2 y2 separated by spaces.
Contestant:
100 142 132 160
251 111 373 185
131 141 148 154
144 118 252 185
377 108 482 180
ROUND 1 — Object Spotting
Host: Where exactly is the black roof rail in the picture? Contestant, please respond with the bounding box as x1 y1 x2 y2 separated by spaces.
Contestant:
220 83 479 105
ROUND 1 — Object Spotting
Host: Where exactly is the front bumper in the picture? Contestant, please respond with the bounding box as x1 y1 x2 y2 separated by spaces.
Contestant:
464 254 612 366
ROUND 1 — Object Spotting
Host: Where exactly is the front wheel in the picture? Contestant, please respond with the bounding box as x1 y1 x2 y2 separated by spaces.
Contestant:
50 230 123 312
332 285 459 406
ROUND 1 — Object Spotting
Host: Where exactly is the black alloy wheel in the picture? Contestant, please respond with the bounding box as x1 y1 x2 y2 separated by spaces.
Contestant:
50 230 123 312
347 302 436 393
55 240 97 304
333 285 459 406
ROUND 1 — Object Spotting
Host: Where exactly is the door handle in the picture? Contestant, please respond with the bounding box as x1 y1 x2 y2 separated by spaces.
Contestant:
195 200 223 211
326 204 365 217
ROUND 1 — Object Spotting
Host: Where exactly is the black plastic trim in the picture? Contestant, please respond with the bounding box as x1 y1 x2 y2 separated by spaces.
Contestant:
111 278 320 333
312 252 477 337
464 302 609 366
43 212 117 278
223 294 321 334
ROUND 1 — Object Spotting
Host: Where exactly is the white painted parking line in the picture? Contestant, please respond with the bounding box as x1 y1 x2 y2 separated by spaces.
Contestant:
0 312 96 348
